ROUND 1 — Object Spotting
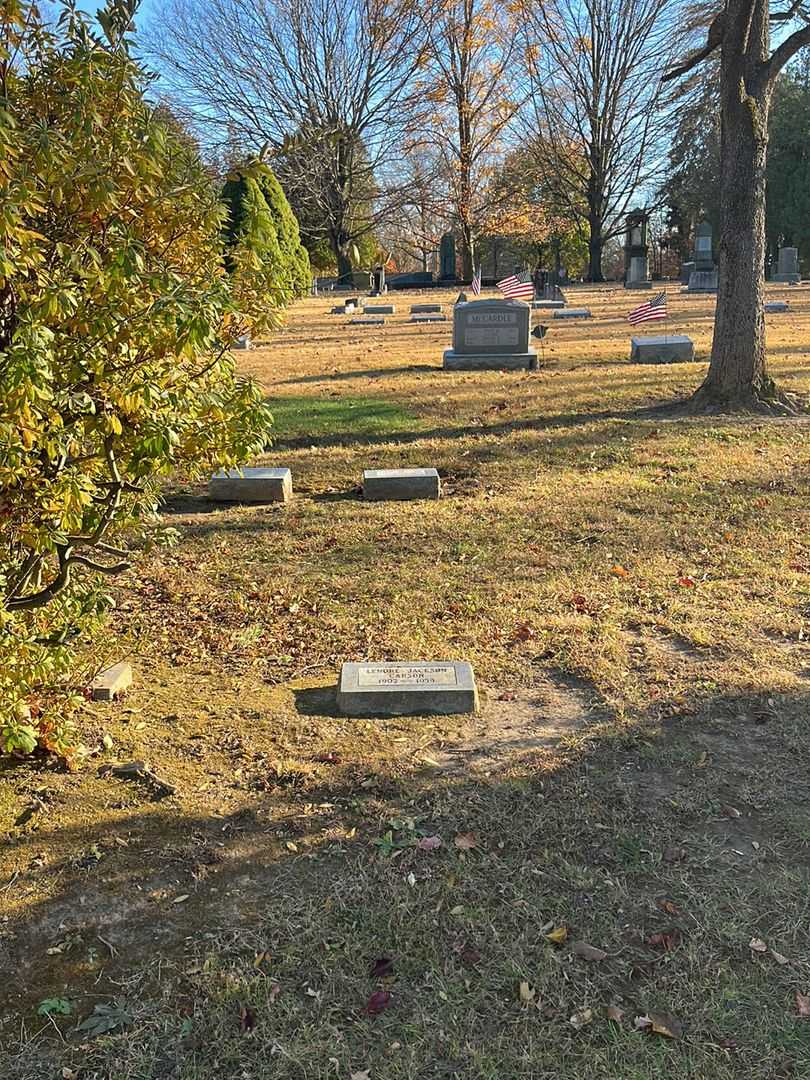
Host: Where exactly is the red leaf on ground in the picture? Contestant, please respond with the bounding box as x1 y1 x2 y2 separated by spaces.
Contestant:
498 691 517 702
369 957 394 978
678 576 697 588
512 622 536 642
647 930 680 951
365 990 392 1016
416 835 442 851
655 897 682 916
314 752 341 764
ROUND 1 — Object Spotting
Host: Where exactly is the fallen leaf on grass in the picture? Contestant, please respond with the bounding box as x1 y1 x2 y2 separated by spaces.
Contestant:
314 752 341 765
173 894 189 904
635 1012 683 1039
238 1004 256 1033
572 942 607 962
253 950 270 968
569 1008 593 1030
771 950 790 966
722 805 742 819
369 957 394 978
648 930 680 951
678 575 696 588
498 691 517 702
512 622 536 642
454 832 477 850
365 990 392 1016
545 926 568 945
749 938 768 953
269 983 281 1002
351 1072 371 1080
416 835 442 852
519 981 537 1006
459 944 480 967
796 992 810 1018
611 565 629 578
606 1005 625 1023
656 897 682 916
663 846 687 864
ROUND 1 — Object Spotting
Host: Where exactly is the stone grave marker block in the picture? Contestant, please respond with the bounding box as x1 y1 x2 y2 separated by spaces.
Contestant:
532 300 565 309
765 300 789 313
92 661 133 702
337 661 479 717
349 317 385 326
363 468 440 501
630 335 695 364
363 304 395 315
208 467 292 503
233 334 251 349
443 298 537 371
411 303 443 314
411 314 447 323
553 308 592 319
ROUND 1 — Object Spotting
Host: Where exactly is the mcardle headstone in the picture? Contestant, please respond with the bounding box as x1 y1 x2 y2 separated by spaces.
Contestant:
337 661 479 717
443 298 538 371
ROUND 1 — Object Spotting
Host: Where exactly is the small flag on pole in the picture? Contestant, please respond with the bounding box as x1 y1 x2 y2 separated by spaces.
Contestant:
471 266 482 295
627 291 667 324
497 270 534 301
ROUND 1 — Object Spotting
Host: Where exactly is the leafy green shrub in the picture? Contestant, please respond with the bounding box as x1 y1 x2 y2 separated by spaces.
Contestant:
0 0 275 761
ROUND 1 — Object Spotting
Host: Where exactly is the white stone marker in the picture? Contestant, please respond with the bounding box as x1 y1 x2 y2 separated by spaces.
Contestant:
630 335 695 364
233 334 251 349
337 661 479 717
553 308 592 319
208 467 292 503
363 304 395 315
411 314 447 323
363 468 440 501
532 300 565 309
92 662 133 702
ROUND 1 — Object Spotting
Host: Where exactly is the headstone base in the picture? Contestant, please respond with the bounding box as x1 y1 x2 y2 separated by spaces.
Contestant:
630 335 694 364
553 308 592 319
208 467 292 503
624 280 653 290
411 303 443 314
337 661 479 717
532 300 565 309
349 317 385 326
772 274 801 284
687 270 718 292
443 349 538 371
363 468 440 501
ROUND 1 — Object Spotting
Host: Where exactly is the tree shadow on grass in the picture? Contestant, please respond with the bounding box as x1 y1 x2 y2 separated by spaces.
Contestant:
280 364 439 384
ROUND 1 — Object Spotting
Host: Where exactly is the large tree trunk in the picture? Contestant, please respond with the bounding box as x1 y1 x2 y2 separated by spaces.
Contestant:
335 239 354 285
691 0 793 412
587 217 604 282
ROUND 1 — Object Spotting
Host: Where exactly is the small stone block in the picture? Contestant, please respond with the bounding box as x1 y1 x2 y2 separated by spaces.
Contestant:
411 314 447 323
630 335 695 364
411 303 443 313
363 304 395 314
363 468 440 501
349 317 385 326
337 661 479 717
233 334 250 349
765 301 789 313
92 661 133 702
532 300 565 309
443 349 538 371
553 308 592 319
208 467 292 503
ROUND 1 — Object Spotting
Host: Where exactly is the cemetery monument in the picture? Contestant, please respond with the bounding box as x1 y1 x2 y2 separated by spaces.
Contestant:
686 222 718 292
624 209 653 289
443 298 538 371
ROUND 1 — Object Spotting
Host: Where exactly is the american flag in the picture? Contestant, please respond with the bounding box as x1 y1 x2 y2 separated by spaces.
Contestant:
471 266 481 295
628 291 667 324
497 270 534 301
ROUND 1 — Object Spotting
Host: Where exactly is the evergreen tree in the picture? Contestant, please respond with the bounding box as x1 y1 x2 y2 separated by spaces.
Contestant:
257 169 311 296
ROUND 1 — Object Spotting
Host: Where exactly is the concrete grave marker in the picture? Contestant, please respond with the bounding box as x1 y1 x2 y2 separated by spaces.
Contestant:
630 335 694 364
553 308 592 319
687 222 718 292
411 314 447 323
337 661 479 717
349 317 385 326
208 467 292 503
443 298 538 371
765 300 789 313
532 300 565 309
363 468 440 501
773 247 800 283
364 304 395 315
233 334 251 350
411 303 443 314
92 661 133 702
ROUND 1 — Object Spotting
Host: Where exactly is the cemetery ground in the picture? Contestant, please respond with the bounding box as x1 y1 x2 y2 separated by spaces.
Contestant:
3 285 810 1079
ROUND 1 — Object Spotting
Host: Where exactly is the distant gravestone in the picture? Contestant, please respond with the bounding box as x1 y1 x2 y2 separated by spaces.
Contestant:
337 661 479 717
553 308 591 319
773 247 800 283
233 334 251 350
91 661 133 702
624 209 652 289
687 222 718 292
363 304 395 315
411 303 443 313
208 467 292 503
411 314 447 323
443 298 538 371
349 316 385 326
439 233 456 280
363 468 440 501
532 299 565 310
765 300 789 312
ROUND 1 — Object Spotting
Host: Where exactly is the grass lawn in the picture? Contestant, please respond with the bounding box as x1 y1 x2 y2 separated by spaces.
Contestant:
2 284 810 1078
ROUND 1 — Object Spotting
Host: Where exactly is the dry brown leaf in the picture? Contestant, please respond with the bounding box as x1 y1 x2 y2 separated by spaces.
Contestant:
351 1071 371 1080
572 942 607 962
648 1012 683 1039
606 1005 625 1024
749 938 767 953
416 835 442 852
796 991 810 1018
770 950 789 966
569 1007 593 1030
656 897 682 916
722 805 742 818
648 930 680 951
454 833 477 850
519 981 536 1006
663 846 687 864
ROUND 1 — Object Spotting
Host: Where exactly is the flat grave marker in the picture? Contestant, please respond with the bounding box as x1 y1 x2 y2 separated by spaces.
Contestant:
411 303 443 314
92 661 133 702
553 308 592 320
411 314 447 323
208 467 292 503
349 317 385 326
363 468 440 501
532 300 565 309
363 304 395 315
630 335 695 364
337 661 479 717
765 300 789 313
